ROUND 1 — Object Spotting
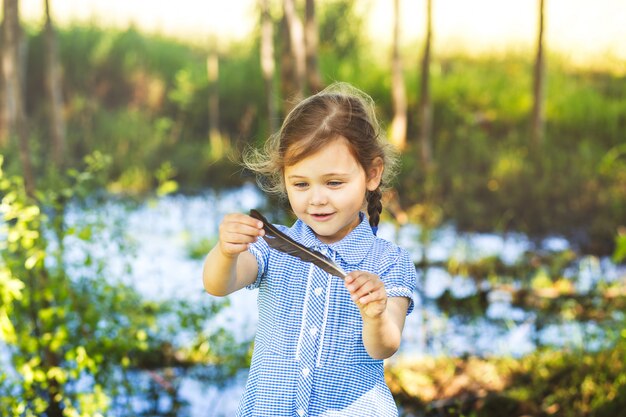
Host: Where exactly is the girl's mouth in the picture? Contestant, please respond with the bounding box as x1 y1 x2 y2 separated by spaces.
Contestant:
311 213 334 221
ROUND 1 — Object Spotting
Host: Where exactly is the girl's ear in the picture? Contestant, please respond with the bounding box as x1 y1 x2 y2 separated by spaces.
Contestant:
366 157 384 191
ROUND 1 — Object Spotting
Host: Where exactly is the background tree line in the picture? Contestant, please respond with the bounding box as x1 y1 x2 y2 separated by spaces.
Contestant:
1 0 625 415
1 0 623 254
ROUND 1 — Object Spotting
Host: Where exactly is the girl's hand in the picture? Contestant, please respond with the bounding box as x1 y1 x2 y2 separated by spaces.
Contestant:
344 271 387 318
218 213 264 258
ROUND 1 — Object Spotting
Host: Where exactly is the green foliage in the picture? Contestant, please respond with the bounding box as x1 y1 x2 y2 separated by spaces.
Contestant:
155 161 179 197
317 0 369 84
23 24 259 193
394 54 625 255
0 154 246 416
185 237 217 261
389 344 626 417
505 345 626 417
318 0 366 61
613 228 626 264
9 15 626 253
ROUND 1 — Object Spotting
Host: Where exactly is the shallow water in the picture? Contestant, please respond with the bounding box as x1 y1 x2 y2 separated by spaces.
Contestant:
58 184 622 415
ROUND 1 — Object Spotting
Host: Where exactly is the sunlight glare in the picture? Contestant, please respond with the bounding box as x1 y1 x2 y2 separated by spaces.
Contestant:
20 0 626 69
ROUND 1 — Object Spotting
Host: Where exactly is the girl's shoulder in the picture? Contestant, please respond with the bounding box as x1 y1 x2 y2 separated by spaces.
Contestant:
370 235 407 256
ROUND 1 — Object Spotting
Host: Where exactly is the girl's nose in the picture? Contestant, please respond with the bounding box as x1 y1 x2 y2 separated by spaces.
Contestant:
309 186 327 205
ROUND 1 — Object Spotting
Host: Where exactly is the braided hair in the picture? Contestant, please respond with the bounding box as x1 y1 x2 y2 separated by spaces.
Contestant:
366 188 383 234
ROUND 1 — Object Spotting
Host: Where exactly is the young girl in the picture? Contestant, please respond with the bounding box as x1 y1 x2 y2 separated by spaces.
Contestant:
203 83 417 417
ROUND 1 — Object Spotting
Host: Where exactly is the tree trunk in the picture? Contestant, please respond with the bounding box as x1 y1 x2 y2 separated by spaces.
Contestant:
304 0 323 93
260 0 277 134
207 49 222 159
280 12 296 115
44 0 66 168
0 2 17 147
418 0 433 168
282 0 306 111
2 0 35 195
390 0 407 150
0 20 5 146
531 0 546 149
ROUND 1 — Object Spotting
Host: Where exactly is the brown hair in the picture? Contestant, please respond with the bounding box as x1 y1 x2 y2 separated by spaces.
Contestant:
244 82 398 230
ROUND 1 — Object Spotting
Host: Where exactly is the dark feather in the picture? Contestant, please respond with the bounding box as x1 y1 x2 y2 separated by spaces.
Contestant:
250 209 347 279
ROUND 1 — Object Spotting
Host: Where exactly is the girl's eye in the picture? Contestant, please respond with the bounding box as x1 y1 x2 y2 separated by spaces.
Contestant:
293 182 308 188
327 181 343 187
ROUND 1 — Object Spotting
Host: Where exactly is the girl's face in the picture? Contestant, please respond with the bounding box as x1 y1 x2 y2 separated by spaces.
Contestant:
284 137 382 244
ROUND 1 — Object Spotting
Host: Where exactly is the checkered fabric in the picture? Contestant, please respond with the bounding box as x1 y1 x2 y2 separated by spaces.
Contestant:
237 213 417 417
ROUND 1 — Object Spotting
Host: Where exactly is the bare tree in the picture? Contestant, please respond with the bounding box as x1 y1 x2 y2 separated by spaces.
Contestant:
0 2 16 147
418 0 433 167
0 20 4 146
260 0 277 134
281 0 306 113
1 0 35 195
44 0 66 168
531 0 546 149
207 45 222 158
390 0 407 150
304 0 323 93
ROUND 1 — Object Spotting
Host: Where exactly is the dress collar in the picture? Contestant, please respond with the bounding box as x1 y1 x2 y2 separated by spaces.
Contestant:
290 212 375 267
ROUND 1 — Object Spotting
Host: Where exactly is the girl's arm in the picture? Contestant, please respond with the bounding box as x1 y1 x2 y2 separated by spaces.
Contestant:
345 271 410 360
202 213 263 296
360 297 409 359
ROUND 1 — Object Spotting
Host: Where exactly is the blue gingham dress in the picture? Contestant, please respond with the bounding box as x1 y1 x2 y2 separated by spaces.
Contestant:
239 213 417 417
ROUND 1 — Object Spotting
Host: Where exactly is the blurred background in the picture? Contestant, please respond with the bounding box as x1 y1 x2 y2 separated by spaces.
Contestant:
1 0 625 416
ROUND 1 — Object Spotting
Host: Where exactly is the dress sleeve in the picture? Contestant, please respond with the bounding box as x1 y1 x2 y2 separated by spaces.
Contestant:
380 247 418 315
246 237 270 289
